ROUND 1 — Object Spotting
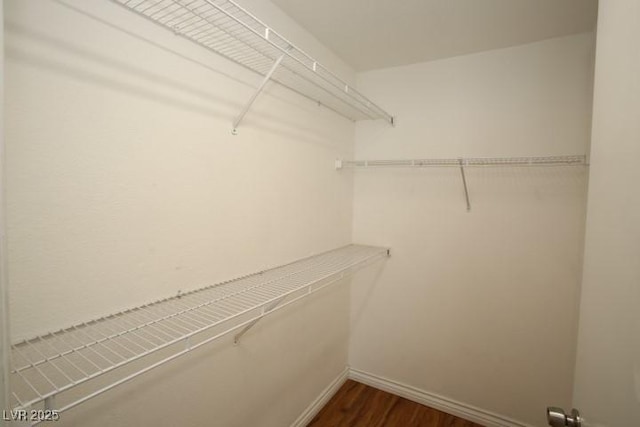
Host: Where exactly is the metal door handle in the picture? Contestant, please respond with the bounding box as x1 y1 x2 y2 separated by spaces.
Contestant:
547 407 582 427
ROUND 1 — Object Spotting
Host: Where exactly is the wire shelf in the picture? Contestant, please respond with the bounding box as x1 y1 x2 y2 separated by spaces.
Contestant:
337 155 588 212
111 0 394 125
10 244 388 419
338 155 588 169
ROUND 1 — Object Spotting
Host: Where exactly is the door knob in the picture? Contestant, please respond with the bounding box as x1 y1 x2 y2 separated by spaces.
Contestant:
547 407 582 427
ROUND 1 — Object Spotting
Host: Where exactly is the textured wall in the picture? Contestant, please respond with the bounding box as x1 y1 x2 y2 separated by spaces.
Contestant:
4 0 356 425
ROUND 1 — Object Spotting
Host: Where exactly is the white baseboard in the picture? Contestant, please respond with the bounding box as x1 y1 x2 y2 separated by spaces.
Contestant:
292 366 536 427
290 367 350 427
348 368 535 427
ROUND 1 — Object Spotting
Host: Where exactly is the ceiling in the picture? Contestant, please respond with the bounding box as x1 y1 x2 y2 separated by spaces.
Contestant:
271 0 598 71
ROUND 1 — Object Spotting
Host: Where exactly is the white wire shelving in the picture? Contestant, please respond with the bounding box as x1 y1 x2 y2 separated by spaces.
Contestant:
9 244 389 423
336 155 588 211
110 0 394 133
336 155 588 169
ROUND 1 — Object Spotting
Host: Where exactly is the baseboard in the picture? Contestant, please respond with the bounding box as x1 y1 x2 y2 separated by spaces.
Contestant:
348 368 535 427
290 367 350 427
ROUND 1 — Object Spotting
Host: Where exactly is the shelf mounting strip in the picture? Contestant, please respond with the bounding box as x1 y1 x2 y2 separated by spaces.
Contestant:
111 0 394 133
9 244 389 424
336 155 588 211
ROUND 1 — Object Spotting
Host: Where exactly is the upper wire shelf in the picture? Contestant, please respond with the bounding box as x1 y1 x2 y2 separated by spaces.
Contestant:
111 0 394 127
10 244 389 423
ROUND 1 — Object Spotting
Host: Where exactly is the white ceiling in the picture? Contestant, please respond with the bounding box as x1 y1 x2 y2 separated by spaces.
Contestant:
270 0 598 71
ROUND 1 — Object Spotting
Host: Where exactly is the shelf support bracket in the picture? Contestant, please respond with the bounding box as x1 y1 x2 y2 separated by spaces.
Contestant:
232 54 285 135
458 158 471 212
233 295 287 344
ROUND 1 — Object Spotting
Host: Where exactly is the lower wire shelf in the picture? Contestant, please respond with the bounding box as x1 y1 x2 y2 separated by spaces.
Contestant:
10 244 389 422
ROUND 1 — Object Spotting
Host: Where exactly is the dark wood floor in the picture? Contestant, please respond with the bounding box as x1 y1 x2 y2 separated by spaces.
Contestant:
308 380 484 427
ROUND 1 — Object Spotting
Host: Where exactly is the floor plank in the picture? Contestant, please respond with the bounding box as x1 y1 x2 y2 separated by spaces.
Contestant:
308 380 484 427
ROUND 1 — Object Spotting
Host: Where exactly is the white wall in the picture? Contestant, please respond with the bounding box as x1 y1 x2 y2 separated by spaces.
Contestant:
572 0 640 426
350 33 595 426
4 0 355 425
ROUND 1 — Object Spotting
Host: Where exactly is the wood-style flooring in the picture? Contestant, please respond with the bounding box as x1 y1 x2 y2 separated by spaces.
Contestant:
308 380 484 427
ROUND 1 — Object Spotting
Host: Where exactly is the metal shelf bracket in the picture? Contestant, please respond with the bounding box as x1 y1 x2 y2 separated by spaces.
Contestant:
458 158 471 212
233 294 287 344
232 54 285 135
